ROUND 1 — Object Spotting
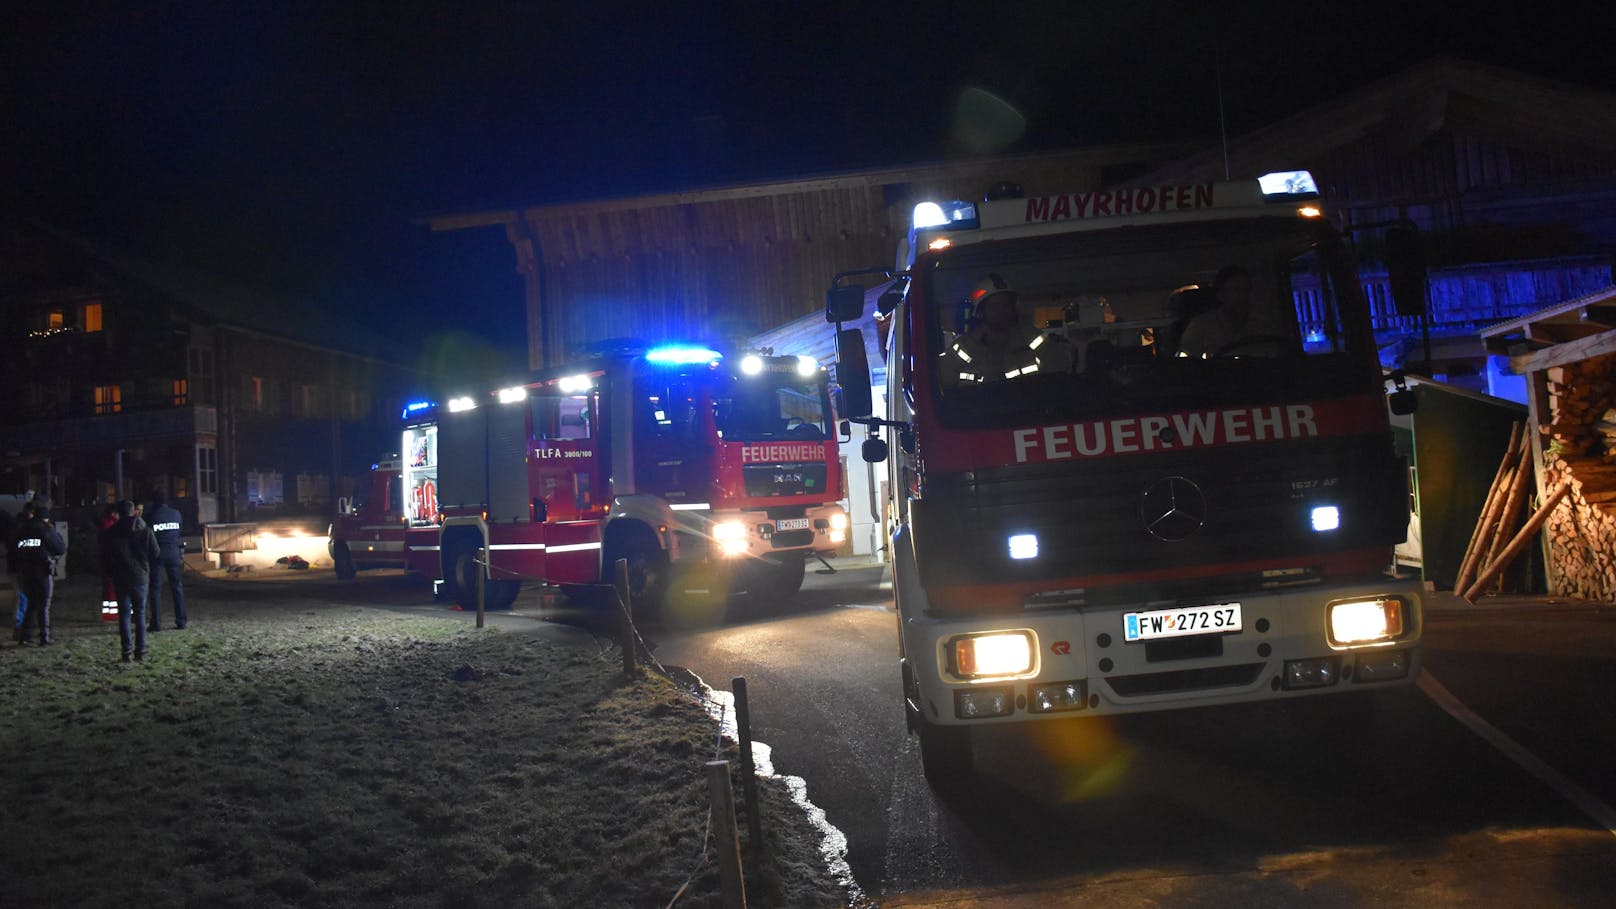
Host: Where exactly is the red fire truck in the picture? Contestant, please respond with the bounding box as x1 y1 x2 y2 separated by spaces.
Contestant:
827 171 1423 790
330 345 848 613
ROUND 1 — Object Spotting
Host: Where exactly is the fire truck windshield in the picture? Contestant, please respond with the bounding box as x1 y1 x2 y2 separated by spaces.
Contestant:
926 218 1370 427
713 376 830 442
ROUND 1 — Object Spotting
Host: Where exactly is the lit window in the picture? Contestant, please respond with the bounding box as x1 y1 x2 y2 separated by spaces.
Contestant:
249 376 265 410
94 384 122 414
173 477 189 498
81 302 103 333
172 379 189 406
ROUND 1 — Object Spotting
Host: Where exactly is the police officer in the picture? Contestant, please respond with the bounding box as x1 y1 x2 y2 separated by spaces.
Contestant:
108 499 159 663
146 493 186 631
14 498 66 647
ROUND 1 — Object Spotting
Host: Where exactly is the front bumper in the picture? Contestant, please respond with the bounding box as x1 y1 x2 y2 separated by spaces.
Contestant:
903 578 1424 726
700 504 848 558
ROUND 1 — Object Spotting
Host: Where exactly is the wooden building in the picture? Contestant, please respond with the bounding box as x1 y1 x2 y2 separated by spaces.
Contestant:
1136 57 1616 385
0 221 421 531
426 144 1194 370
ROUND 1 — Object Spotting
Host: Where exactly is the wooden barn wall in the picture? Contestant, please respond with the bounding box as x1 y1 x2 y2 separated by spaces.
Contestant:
1311 128 1616 251
515 150 1168 367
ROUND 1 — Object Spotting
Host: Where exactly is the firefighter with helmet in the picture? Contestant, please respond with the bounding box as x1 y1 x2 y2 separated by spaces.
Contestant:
941 273 1070 386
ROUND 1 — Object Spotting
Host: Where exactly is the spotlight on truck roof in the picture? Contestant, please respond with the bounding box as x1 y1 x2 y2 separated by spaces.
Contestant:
741 354 764 376
796 355 817 377
447 396 476 413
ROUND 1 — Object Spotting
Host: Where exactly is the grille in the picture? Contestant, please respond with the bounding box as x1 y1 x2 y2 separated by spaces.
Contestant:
913 432 1406 592
744 463 828 498
770 530 814 548
1106 662 1265 697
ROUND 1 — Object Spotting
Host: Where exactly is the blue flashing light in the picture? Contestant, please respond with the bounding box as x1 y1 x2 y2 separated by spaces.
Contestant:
912 200 980 230
645 345 723 366
401 400 436 419
1258 170 1319 197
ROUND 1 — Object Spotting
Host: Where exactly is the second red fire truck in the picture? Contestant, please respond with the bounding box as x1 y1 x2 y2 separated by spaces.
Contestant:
828 171 1424 791
330 344 849 613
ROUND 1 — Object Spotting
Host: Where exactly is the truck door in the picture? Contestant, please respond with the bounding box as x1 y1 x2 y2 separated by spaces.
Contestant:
632 371 714 507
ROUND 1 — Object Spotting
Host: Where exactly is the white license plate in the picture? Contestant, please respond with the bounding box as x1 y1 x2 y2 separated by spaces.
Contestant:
775 518 810 531
1123 603 1242 642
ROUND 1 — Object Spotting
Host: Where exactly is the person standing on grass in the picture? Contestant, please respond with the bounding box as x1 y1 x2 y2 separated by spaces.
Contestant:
96 502 120 622
145 493 186 631
107 499 159 663
14 498 66 647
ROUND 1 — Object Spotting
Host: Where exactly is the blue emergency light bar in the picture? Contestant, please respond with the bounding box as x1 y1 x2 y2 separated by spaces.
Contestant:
912 200 979 230
401 400 436 419
1258 170 1319 198
645 345 723 366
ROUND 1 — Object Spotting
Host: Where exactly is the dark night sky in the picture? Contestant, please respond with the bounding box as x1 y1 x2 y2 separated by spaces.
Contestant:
4 2 1612 365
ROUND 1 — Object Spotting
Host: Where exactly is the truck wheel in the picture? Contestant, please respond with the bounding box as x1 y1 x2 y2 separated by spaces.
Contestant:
449 542 520 611
917 718 975 796
746 553 806 604
604 531 667 618
332 541 357 580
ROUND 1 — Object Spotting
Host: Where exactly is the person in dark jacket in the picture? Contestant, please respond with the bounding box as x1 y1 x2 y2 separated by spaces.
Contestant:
107 499 159 662
14 498 67 647
145 493 186 631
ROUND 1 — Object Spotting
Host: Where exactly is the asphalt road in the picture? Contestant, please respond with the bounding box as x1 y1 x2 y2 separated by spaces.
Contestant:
650 564 1616 907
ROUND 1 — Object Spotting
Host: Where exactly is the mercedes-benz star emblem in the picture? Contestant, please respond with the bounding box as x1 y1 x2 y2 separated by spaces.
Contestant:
1140 476 1207 541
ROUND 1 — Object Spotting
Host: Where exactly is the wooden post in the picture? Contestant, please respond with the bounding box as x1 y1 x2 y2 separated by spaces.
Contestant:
706 760 747 909
1464 483 1571 602
476 546 486 629
614 558 635 677
1455 423 1523 593
1482 444 1535 592
732 677 763 867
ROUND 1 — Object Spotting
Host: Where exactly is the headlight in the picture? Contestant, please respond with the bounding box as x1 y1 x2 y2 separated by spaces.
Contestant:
1008 533 1038 560
1311 505 1340 532
713 520 748 557
948 631 1035 680
796 355 817 377
741 355 764 376
1328 598 1405 645
828 511 848 531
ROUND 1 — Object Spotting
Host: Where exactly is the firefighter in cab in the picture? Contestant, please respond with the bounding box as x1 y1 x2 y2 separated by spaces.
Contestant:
942 273 1071 386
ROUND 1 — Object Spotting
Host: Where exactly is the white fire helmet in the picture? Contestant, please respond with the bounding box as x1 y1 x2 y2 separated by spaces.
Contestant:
970 273 1016 309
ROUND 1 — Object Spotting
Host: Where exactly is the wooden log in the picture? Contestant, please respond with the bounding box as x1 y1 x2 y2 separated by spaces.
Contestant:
1482 445 1535 592
1455 422 1524 593
1464 483 1572 602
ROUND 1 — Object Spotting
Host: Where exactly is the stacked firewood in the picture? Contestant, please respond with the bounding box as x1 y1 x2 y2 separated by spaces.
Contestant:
1538 352 1616 600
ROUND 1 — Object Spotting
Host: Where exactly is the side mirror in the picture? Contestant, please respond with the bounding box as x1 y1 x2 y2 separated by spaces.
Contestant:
1385 226 1427 318
861 437 889 463
839 419 853 444
876 289 902 317
827 284 866 323
1388 388 1417 416
836 328 874 418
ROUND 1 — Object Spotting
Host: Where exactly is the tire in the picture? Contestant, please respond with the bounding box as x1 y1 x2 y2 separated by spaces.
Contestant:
604 528 668 618
917 718 975 796
449 542 520 610
745 553 806 604
332 541 357 580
